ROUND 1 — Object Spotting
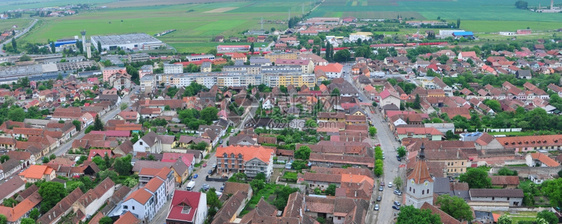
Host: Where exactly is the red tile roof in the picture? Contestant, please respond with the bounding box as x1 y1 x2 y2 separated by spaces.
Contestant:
125 187 153 205
167 190 202 222
216 145 275 163
115 211 140 224
530 152 560 167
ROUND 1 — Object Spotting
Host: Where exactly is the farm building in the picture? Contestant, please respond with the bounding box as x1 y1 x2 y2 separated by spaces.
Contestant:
216 45 250 53
90 33 164 51
438 30 464 37
452 31 474 39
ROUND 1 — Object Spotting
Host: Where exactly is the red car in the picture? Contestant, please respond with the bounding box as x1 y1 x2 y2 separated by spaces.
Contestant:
202 163 207 167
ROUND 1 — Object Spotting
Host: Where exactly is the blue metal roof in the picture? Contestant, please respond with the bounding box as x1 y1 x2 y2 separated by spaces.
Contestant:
453 31 474 36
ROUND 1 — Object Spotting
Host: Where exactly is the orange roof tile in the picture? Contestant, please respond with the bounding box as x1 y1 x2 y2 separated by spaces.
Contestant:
531 152 560 167
126 187 153 205
340 174 374 186
19 165 50 179
216 145 275 163
145 178 164 193
115 211 140 224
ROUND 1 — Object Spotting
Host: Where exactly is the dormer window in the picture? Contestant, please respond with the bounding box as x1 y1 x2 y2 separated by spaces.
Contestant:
181 205 192 214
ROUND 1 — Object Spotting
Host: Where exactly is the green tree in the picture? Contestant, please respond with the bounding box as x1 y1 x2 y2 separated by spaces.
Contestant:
114 155 133 176
49 154 56 160
250 42 255 54
38 182 67 213
11 38 16 52
99 217 114 224
542 178 562 207
29 208 39 220
200 107 219 125
333 49 351 62
497 214 512 224
497 167 518 176
291 160 308 170
42 157 49 164
331 88 340 96
97 170 118 182
72 120 81 132
369 127 377 136
0 214 6 224
8 107 25 122
459 167 491 188
93 115 104 131
2 198 17 207
19 55 31 61
374 160 383 176
120 103 128 111
558 169 562 178
92 156 107 170
397 146 407 158
394 176 403 190
295 146 311 160
436 195 473 221
20 218 34 224
325 184 336 196
515 0 528 9
456 18 461 28
413 94 421 109
207 188 221 218
484 99 501 112
0 155 9 163
396 205 442 224
536 210 558 224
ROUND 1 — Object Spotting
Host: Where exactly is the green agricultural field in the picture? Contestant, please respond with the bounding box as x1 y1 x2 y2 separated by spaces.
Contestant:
311 0 562 32
0 0 113 12
0 18 33 33
18 0 307 53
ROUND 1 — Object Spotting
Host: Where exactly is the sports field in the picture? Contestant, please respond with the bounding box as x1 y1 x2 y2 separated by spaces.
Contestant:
18 0 310 53
310 0 562 32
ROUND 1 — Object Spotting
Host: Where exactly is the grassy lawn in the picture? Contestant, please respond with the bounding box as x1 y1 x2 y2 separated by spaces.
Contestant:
490 131 536 137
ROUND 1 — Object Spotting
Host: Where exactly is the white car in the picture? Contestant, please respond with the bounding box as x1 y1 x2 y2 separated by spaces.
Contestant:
388 182 393 188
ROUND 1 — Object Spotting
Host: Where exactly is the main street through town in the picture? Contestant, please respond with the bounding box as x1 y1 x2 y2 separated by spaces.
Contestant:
343 65 405 224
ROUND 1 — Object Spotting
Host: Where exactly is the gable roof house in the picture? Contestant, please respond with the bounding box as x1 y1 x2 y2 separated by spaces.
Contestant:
18 165 56 183
37 188 83 224
0 191 42 224
71 178 115 221
166 190 208 224
133 132 162 154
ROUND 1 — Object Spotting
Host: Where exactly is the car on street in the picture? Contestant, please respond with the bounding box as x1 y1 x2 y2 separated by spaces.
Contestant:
208 170 213 174
203 163 207 167
374 204 379 211
376 196 382 201
379 186 383 191
397 156 401 161
388 182 393 188
392 205 401 210
394 201 401 206
394 190 402 196
202 184 210 191
193 174 199 179
219 140 223 144
380 181 385 186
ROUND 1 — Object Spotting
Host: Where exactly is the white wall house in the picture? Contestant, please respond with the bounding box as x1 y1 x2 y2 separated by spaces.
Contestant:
121 189 156 222
133 132 163 153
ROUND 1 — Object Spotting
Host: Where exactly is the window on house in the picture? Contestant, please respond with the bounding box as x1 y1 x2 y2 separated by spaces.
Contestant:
422 190 424 195
132 206 135 210
139 142 143 145
427 189 429 194
123 205 128 209
413 189 415 193
492 197 495 200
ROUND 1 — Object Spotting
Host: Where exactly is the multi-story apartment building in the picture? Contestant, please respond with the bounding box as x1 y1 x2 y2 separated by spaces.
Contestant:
216 145 275 179
157 72 312 89
163 64 183 74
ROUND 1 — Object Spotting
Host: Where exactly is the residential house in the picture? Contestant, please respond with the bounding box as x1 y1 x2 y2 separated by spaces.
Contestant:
491 176 520 189
121 187 157 222
166 190 207 224
314 63 343 78
215 145 275 179
0 191 42 224
0 177 25 204
395 127 443 141
72 178 115 221
133 132 163 154
18 165 55 183
526 152 560 167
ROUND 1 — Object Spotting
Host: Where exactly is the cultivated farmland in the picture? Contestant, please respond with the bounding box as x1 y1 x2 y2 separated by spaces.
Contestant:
310 0 562 32
17 0 311 53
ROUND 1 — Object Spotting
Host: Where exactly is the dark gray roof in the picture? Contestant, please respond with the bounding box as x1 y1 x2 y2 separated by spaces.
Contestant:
0 177 25 200
140 132 158 147
171 159 188 176
469 189 524 198
433 177 451 194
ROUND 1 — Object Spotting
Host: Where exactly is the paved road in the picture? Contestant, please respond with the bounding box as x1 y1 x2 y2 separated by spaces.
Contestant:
343 66 405 224
51 88 134 156
0 19 38 56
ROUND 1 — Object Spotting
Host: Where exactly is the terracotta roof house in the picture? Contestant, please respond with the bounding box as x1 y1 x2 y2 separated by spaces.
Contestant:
440 107 471 119
18 165 56 183
114 211 141 224
0 191 42 223
526 152 560 167
166 190 208 224
216 145 275 179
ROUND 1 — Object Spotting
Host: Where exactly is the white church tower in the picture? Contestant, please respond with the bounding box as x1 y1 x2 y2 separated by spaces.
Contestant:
405 143 434 208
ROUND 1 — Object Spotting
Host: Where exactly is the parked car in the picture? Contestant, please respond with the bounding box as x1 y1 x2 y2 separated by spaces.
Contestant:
376 196 382 201
394 190 402 196
202 184 210 191
388 182 393 188
193 174 199 179
374 204 379 211
379 186 384 191
392 205 400 210
394 201 401 206
380 181 385 186
208 170 213 174
397 156 401 161
203 163 207 167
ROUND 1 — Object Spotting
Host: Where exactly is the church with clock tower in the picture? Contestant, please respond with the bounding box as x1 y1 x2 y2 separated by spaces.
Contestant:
405 143 434 208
